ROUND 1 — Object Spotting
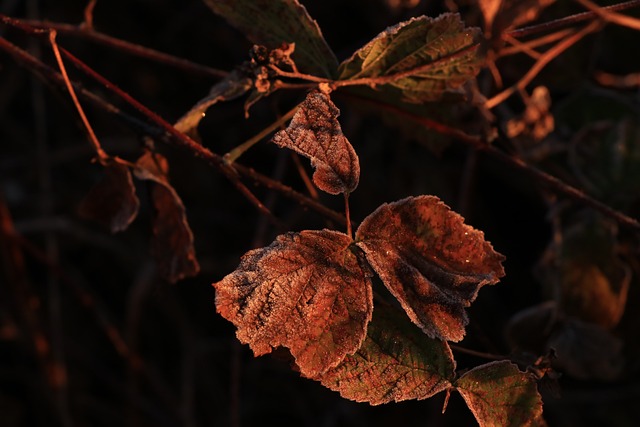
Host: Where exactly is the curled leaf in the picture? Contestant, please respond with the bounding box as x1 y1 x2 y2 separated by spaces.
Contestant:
355 196 505 342
174 70 252 136
202 0 338 77
79 161 139 233
272 92 360 195
316 302 455 405
338 14 483 102
456 361 544 427
213 230 373 377
135 151 199 283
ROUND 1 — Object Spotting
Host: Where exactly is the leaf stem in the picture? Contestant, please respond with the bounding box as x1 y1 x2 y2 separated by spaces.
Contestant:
224 104 299 164
344 193 352 238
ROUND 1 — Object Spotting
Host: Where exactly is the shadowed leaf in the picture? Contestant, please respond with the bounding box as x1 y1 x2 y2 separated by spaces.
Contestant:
175 70 252 137
355 196 505 342
202 0 338 77
135 151 199 283
213 230 373 377
78 161 139 233
272 92 360 195
338 14 483 102
316 302 455 405
456 360 544 427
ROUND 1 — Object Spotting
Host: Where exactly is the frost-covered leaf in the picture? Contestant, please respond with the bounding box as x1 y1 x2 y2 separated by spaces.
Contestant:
456 361 544 427
272 92 360 195
338 14 483 102
135 151 199 283
316 302 455 405
213 230 373 377
175 70 252 136
79 161 139 233
202 0 338 77
355 196 505 342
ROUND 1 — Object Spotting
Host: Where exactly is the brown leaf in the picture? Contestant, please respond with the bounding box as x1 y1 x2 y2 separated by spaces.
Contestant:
355 196 505 342
135 151 199 283
213 230 373 377
78 161 140 233
271 92 360 195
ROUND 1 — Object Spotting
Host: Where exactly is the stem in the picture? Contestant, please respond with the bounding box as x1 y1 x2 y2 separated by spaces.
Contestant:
486 21 601 109
507 0 640 38
49 30 109 163
344 193 352 238
449 344 506 361
224 104 298 164
0 14 228 78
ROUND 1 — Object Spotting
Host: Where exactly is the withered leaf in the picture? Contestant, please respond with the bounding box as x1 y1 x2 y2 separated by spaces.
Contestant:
213 230 373 377
338 14 483 103
456 361 544 427
272 92 360 195
174 70 252 137
316 302 455 405
355 196 505 342
135 151 199 283
79 161 140 233
202 0 338 77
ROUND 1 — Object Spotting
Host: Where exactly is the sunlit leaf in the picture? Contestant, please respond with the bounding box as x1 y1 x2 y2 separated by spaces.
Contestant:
355 196 505 342
338 14 483 102
272 92 360 195
202 0 338 77
175 70 252 136
456 360 544 427
213 230 373 377
316 302 455 405
78 161 139 233
135 151 199 283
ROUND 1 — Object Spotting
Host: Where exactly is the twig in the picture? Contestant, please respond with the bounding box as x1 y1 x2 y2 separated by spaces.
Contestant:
498 29 574 58
49 30 109 163
450 344 506 361
0 13 228 79
575 0 640 31
224 104 298 164
343 92 640 232
486 21 601 109
507 0 640 38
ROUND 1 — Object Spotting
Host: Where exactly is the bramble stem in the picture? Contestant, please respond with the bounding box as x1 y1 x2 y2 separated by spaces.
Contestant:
224 104 298 164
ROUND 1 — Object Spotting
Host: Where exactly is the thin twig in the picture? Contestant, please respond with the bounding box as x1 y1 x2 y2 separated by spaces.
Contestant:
575 0 640 31
498 29 574 58
0 13 228 78
343 92 640 232
450 344 506 361
507 0 640 38
49 30 109 163
486 21 601 109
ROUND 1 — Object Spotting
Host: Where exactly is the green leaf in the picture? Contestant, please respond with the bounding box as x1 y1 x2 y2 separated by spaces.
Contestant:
456 361 544 427
338 14 483 102
202 0 338 78
316 302 455 405
213 230 372 378
355 196 505 342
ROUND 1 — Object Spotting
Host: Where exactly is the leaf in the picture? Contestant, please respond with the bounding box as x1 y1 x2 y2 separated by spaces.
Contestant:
456 360 544 427
316 302 455 405
338 14 483 103
355 196 505 342
135 151 200 283
78 161 139 233
213 230 373 377
202 0 338 77
174 70 252 136
271 92 360 195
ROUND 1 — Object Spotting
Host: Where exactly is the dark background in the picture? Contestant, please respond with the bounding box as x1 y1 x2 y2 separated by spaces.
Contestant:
1 0 639 426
